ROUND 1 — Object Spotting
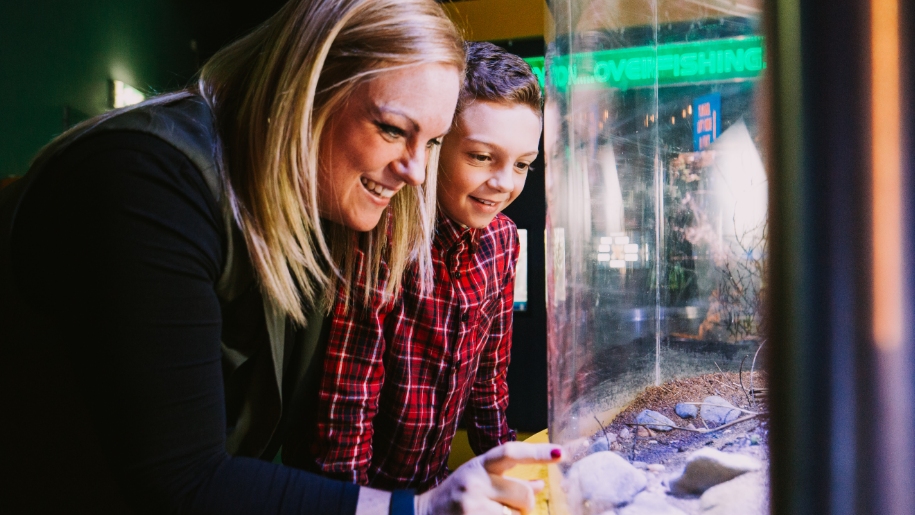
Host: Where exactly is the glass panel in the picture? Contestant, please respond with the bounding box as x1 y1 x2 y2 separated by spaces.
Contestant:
544 1 768 513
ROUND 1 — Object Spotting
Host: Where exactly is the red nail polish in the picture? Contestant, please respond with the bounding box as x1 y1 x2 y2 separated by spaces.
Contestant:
550 448 562 459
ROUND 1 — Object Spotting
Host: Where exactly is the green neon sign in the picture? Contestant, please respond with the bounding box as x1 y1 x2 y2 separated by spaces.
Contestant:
523 36 766 91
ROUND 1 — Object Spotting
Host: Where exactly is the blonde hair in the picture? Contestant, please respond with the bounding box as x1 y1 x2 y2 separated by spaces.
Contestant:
199 0 464 324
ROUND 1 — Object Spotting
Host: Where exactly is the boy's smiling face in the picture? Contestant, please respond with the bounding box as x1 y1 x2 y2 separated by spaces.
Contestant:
438 100 542 229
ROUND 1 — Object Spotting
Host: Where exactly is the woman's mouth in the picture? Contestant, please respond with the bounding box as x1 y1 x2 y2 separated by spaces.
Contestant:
361 177 396 199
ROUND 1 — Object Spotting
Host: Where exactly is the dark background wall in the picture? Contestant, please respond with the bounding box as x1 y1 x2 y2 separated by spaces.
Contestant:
1 1 190 178
492 38 548 433
0 0 292 179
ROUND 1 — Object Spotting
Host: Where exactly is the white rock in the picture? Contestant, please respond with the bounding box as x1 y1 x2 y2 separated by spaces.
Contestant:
700 396 742 425
565 437 592 457
669 448 762 496
700 471 767 515
589 433 619 454
636 409 678 431
620 491 688 515
620 427 631 439
675 402 699 419
566 451 648 512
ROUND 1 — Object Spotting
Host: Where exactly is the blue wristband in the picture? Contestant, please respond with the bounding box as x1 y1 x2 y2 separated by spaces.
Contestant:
389 489 415 515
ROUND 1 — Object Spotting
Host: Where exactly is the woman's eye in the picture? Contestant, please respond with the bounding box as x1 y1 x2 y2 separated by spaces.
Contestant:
516 162 531 172
426 138 443 148
376 122 406 139
469 153 491 163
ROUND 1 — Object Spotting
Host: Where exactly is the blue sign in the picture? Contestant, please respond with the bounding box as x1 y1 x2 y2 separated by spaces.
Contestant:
693 93 721 151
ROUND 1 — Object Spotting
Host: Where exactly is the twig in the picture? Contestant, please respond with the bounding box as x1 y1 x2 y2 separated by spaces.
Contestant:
714 361 723 373
703 414 760 432
624 414 760 435
750 339 767 405
630 422 638 462
739 355 752 407
679 401 759 416
625 421 700 433
593 415 611 451
712 377 730 389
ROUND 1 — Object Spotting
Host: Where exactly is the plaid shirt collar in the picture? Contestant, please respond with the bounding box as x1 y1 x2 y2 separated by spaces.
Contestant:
434 211 481 255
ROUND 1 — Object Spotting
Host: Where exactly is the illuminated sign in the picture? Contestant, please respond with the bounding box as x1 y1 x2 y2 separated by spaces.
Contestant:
523 36 765 91
514 229 528 311
693 92 721 150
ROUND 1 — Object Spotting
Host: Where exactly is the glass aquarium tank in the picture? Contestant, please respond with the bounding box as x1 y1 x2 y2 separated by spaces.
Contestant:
541 0 769 513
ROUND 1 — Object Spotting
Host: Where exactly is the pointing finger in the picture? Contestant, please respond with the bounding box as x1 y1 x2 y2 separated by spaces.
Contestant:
481 442 562 476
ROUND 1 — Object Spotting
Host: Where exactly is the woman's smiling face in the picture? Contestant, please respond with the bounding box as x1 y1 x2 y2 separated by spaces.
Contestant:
318 63 461 232
437 100 542 229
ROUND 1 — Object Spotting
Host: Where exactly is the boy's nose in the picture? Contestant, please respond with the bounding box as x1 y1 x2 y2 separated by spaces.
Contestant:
489 165 514 192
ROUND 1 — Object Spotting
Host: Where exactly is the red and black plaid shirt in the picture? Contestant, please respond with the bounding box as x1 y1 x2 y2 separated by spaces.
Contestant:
308 213 519 491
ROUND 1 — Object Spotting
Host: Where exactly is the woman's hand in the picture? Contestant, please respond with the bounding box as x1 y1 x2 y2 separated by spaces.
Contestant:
414 442 562 515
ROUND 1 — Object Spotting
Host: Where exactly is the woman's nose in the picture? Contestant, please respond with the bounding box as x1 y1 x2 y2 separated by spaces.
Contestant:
392 147 426 187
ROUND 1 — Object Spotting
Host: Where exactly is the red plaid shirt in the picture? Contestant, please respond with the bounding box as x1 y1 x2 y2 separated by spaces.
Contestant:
308 213 519 491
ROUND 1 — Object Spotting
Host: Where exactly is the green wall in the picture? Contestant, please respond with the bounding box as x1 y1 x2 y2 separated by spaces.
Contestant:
0 1 196 178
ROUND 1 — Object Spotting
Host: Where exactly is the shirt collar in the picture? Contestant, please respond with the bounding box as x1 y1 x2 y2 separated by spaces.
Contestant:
435 211 480 253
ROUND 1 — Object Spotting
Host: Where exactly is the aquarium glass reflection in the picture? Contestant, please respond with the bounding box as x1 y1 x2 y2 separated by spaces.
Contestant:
543 1 769 513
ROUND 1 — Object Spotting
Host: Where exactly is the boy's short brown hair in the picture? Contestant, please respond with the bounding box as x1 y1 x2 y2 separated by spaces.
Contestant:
458 41 542 117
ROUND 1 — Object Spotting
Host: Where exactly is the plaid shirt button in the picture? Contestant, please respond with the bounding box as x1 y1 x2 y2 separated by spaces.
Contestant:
461 311 469 323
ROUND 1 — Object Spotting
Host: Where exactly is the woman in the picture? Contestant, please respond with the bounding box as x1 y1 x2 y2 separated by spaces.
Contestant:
0 0 558 514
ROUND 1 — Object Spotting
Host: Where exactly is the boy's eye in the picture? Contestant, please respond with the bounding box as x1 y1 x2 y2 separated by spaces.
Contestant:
426 138 443 148
376 122 406 139
469 153 491 163
515 162 531 172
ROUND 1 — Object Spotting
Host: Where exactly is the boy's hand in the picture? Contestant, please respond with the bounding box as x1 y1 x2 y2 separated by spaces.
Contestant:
415 442 562 515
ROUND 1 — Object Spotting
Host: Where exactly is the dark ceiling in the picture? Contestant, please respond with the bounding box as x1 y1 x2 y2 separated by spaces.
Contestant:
179 0 289 63
180 0 485 63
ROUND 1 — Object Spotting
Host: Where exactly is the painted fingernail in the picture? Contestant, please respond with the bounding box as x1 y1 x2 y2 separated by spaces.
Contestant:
550 448 562 459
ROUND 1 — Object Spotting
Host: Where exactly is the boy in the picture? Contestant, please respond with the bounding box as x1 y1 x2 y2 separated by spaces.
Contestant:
303 41 543 491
